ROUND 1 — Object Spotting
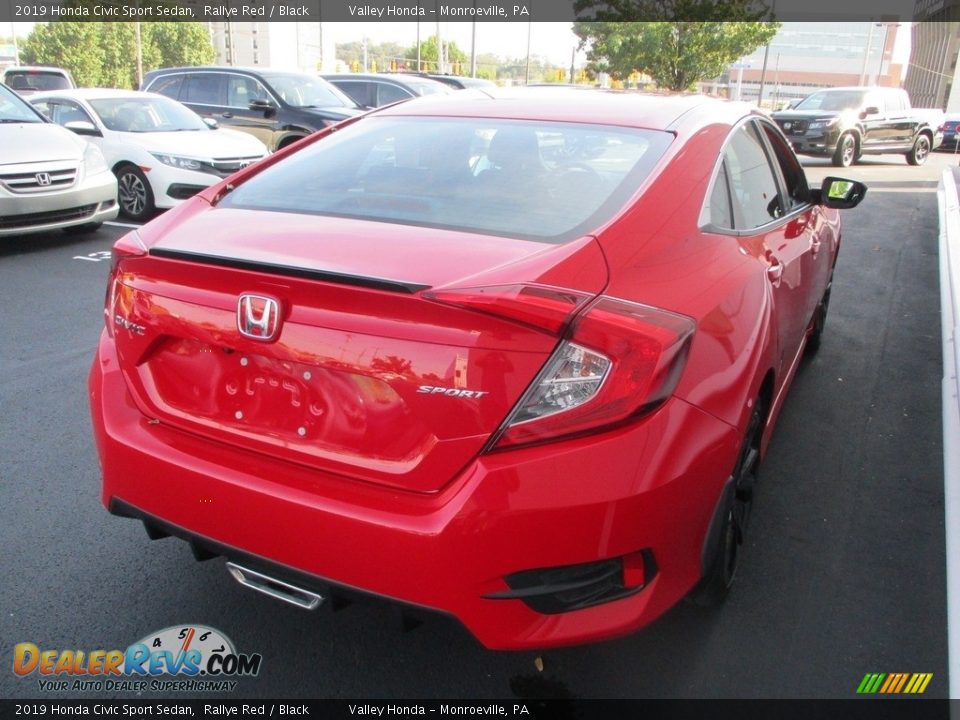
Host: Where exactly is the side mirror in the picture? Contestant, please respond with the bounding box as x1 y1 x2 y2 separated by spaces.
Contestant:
202 117 218 129
860 106 880 119
64 120 101 137
816 177 867 209
249 98 275 113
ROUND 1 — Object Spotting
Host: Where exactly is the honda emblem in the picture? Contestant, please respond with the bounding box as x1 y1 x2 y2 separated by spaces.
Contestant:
237 294 281 341
35 172 52 186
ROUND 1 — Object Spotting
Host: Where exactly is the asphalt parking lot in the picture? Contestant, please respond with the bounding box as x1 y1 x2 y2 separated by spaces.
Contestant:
0 152 948 700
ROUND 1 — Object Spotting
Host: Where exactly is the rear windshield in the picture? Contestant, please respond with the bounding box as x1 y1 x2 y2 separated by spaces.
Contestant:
4 70 71 92
219 117 672 242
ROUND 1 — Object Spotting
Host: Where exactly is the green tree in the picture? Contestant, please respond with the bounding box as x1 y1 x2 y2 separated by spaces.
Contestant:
20 22 214 90
20 23 103 86
573 22 779 90
405 35 468 72
574 0 770 21
144 23 215 70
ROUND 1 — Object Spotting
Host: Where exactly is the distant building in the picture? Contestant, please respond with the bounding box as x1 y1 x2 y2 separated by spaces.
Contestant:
207 22 336 73
904 18 960 111
703 22 904 107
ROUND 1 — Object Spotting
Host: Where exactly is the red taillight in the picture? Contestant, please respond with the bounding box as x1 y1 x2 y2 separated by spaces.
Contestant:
104 231 147 336
491 296 695 450
423 284 593 335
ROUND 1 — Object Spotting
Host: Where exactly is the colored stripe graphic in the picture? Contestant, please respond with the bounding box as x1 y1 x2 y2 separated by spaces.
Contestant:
857 672 932 694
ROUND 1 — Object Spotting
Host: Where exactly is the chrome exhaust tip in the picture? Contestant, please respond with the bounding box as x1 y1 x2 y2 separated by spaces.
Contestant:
225 562 323 611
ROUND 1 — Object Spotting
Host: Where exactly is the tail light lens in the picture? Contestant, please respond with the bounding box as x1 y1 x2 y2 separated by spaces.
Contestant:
104 231 147 337
491 296 695 450
424 284 593 335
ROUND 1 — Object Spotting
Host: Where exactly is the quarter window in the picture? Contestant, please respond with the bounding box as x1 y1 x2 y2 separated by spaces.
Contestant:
758 121 809 211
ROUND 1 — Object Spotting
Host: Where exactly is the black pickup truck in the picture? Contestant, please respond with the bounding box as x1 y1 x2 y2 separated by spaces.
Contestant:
772 86 941 167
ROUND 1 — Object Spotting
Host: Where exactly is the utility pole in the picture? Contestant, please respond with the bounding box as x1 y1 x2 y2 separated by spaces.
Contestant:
416 21 421 72
755 2 776 108
859 22 875 86
570 46 575 84
11 22 19 66
134 22 143 88
524 21 531 85
470 20 477 78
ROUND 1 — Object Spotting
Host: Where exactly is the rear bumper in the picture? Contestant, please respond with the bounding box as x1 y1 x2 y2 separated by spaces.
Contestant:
90 330 740 650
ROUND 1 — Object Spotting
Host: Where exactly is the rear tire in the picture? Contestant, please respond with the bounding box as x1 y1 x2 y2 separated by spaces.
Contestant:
906 134 931 166
691 403 763 606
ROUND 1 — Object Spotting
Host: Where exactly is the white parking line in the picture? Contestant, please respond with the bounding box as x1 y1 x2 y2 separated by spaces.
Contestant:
104 221 142 229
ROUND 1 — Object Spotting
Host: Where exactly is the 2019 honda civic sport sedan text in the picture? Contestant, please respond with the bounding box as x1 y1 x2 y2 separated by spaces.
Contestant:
89 89 865 650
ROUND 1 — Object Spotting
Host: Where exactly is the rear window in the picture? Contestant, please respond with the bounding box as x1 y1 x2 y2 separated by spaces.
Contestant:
219 117 671 242
4 70 71 92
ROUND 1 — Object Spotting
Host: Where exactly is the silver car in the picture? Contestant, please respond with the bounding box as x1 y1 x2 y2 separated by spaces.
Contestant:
0 82 118 237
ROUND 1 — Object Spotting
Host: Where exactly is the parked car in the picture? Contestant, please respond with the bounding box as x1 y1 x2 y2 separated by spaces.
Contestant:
322 73 453 109
404 73 496 90
940 113 960 151
771 86 941 167
0 82 117 237
2 66 74 96
142 67 363 152
90 89 864 649
30 89 268 221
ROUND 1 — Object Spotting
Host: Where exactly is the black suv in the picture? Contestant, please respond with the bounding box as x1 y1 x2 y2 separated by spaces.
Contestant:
142 67 363 152
772 86 940 167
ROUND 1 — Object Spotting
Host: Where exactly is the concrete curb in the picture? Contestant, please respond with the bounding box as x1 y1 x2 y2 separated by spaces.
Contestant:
937 168 960 700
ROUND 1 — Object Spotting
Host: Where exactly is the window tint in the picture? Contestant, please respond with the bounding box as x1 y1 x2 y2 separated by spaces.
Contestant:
148 75 183 101
707 161 734 229
724 123 783 229
377 82 410 105
333 81 373 108
227 75 269 107
183 74 223 105
219 117 673 243
758 121 809 211
0 84 45 122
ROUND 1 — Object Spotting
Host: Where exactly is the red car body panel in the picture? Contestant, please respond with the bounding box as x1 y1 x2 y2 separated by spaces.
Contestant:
89 90 845 648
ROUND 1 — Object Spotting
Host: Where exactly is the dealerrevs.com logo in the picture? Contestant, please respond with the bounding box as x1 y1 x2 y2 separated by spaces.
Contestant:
13 625 262 693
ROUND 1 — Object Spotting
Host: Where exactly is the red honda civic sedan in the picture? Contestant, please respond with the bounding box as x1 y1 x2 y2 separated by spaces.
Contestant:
89 89 865 649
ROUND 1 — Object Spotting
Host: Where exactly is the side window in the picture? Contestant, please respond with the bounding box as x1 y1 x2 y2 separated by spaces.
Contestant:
865 92 885 114
377 82 410 106
724 123 783 229
183 73 224 105
31 100 53 119
227 75 269 107
53 100 95 127
335 81 373 108
148 75 183 101
758 121 809 211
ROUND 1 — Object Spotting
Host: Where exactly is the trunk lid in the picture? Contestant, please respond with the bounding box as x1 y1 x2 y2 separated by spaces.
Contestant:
112 208 608 493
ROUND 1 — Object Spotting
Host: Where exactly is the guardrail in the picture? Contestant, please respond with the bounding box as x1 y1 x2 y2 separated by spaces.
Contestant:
937 168 960 700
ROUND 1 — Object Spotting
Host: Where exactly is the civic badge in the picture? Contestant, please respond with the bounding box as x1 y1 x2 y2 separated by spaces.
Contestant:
237 294 281 341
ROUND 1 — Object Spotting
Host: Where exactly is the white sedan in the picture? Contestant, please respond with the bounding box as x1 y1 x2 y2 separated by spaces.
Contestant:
30 89 268 221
